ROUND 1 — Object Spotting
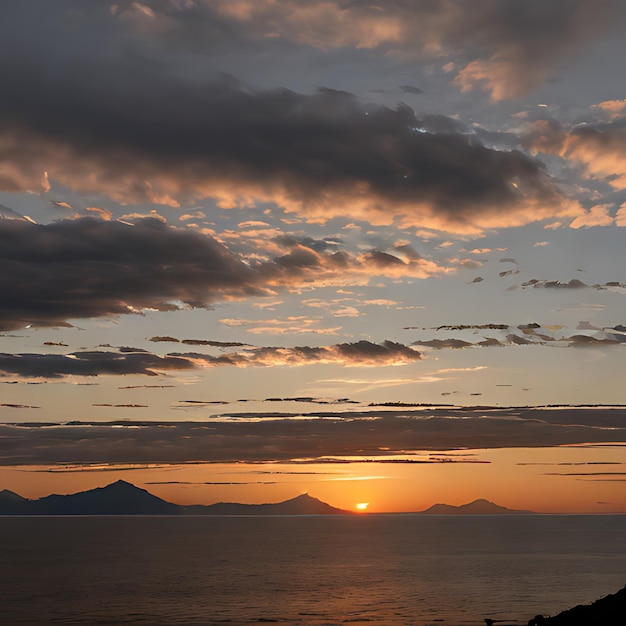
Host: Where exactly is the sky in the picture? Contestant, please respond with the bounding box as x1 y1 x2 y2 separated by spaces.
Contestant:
1 0 626 513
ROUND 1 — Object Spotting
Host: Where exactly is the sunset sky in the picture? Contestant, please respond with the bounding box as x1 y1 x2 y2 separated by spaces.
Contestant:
1 0 626 513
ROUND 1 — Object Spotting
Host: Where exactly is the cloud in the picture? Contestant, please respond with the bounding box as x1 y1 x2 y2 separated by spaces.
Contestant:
520 278 626 294
92 404 148 408
399 85 423 95
524 119 626 192
0 351 195 379
0 217 266 330
593 99 626 119
180 339 250 347
0 403 40 409
174 340 423 369
0 217 453 331
218 316 343 336
411 339 473 350
0 340 422 379
404 321 625 351
3 82 577 233
0 3 584 232
0 204 29 221
522 278 588 289
145 481 278 485
2 405 625 465
113 0 625 99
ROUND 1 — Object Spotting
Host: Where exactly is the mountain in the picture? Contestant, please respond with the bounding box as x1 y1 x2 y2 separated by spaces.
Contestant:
0 481 351 515
29 480 178 515
183 493 351 516
420 498 534 515
0 489 30 514
0 483 532 516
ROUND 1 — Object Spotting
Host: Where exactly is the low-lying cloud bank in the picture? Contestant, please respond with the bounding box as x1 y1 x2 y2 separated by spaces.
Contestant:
1 407 625 465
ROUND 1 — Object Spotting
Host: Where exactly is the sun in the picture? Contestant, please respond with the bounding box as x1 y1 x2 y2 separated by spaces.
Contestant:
356 502 369 511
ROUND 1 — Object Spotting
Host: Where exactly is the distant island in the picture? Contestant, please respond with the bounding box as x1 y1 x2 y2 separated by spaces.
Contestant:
0 481 351 516
0 480 535 515
420 498 534 515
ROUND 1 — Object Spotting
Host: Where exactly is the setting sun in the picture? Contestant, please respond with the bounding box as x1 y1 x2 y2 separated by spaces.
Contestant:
356 502 370 511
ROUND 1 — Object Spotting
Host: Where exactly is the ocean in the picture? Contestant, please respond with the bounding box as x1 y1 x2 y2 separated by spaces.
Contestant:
0 515 624 625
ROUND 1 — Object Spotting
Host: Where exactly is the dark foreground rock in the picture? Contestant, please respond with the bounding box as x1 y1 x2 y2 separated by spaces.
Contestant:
528 585 626 625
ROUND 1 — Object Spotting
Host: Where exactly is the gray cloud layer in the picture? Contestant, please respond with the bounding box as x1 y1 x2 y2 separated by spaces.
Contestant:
2 406 625 465
0 351 194 378
41 0 622 100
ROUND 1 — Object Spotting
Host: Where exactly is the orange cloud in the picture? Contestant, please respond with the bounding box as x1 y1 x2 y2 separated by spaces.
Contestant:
178 340 423 369
592 99 626 119
524 120 626 191
570 205 614 229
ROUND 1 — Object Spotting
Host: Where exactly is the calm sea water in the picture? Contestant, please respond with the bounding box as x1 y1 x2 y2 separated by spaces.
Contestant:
0 515 624 625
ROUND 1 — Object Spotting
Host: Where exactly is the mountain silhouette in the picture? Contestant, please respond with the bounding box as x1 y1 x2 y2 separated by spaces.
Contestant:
0 481 351 515
184 493 350 516
0 489 29 514
29 480 178 515
0 483 535 516
420 498 534 515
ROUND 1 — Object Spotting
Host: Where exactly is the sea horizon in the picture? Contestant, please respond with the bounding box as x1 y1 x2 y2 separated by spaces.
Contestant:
1 514 624 625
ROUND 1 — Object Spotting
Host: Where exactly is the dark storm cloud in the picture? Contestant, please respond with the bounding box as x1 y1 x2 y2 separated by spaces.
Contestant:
0 351 195 378
0 4 580 232
0 217 263 330
102 1 625 99
1 406 625 465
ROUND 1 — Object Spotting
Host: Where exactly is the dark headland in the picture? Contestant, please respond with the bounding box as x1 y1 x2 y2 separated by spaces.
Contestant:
527 585 626 625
